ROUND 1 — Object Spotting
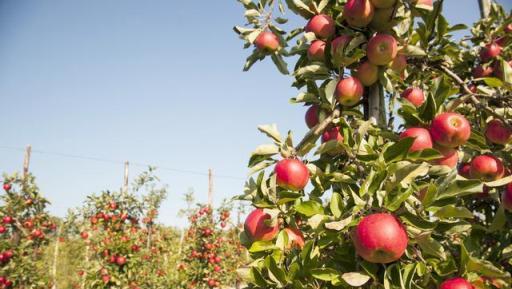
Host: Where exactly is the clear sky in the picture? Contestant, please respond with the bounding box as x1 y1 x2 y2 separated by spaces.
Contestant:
0 0 510 227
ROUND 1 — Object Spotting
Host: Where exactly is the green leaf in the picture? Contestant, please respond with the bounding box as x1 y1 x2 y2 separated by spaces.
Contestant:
433 205 474 220
489 205 507 232
436 179 483 200
311 268 339 281
400 45 427 56
329 193 343 218
384 138 415 163
295 200 324 217
485 175 512 187
416 233 446 260
271 54 290 75
324 216 353 231
341 272 371 287
249 240 277 252
257 124 282 144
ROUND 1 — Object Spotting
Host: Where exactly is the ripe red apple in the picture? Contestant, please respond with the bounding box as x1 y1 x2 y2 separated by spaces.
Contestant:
284 227 305 249
485 119 512 145
370 7 395 32
331 35 357 67
322 126 344 143
505 23 512 33
254 31 280 53
305 105 326 128
335 76 364 106
307 40 326 61
31 229 43 238
432 146 458 169
275 159 310 190
502 183 512 211
470 155 505 181
244 208 279 241
390 54 407 73
214 265 221 272
472 65 494 78
116 256 127 266
305 14 335 39
480 42 502 62
352 213 408 263
439 277 473 289
458 163 471 178
207 279 217 288
2 216 13 224
401 87 425 107
2 183 11 192
399 127 433 152
344 0 375 28
430 112 471 148
0 226 6 234
355 61 379 86
80 231 89 239
371 0 395 8
367 34 398 65
102 275 110 284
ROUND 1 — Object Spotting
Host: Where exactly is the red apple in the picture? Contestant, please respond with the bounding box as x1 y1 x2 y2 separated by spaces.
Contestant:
2 183 11 192
331 35 357 67
275 159 309 190
480 42 502 62
502 183 512 211
0 226 6 234
432 146 458 169
485 119 512 145
430 112 471 148
254 31 280 53
367 34 398 65
370 7 395 32
116 256 127 266
458 163 471 178
305 14 335 39
102 275 110 284
335 76 364 106
492 60 512 80
244 208 279 241
439 277 473 289
352 213 408 263
401 87 425 107
472 65 494 78
305 105 326 128
214 265 221 272
470 155 505 181
505 23 512 33
284 227 305 249
344 0 375 28
371 0 395 8
80 231 89 239
307 40 326 61
322 126 344 143
390 54 407 73
2 216 13 224
399 127 433 152
355 61 379 86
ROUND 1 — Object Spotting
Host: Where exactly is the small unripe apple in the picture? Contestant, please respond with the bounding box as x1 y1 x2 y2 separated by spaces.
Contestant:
401 87 425 107
355 61 379 86
367 34 398 65
430 112 471 148
472 65 494 78
480 42 502 62
431 146 458 169
470 155 505 181
284 227 305 249
307 40 326 61
275 159 310 190
344 0 375 28
371 0 395 8
439 277 473 289
335 76 364 106
352 213 408 263
244 208 279 242
502 183 512 211
485 119 512 145
254 31 280 53
331 35 357 67
370 7 395 32
399 127 433 152
305 14 336 39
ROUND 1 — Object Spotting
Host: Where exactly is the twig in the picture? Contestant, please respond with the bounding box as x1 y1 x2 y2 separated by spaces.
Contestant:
294 107 342 153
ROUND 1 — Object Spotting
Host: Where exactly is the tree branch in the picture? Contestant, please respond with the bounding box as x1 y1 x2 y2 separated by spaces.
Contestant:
294 106 341 153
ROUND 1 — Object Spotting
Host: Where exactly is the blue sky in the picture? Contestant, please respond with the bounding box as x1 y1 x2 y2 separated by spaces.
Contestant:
0 0 510 227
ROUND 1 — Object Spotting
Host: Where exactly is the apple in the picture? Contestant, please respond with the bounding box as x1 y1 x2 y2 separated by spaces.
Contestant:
244 208 279 241
432 146 458 169
352 213 408 263
2 183 11 192
472 65 494 78
470 155 505 181
275 159 310 190
390 54 407 73
2 216 13 224
322 126 344 143
458 163 471 178
485 119 512 145
412 0 433 8
439 277 473 289
214 265 221 272
116 256 127 266
430 112 471 148
401 87 425 107
305 105 326 128
492 60 512 80
254 31 280 53
371 0 395 8
305 14 336 39
370 7 395 32
335 76 364 106
31 229 43 239
503 183 512 211
367 34 398 65
0 226 6 234
399 127 433 152
344 0 375 28
308 40 326 61
467 84 477 93
208 279 217 288
480 42 502 62
102 275 110 284
331 35 357 67
284 227 305 249
355 61 379 86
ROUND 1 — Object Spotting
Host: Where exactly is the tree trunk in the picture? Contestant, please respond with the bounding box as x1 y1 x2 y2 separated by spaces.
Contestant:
478 0 491 18
368 84 386 126
51 226 63 289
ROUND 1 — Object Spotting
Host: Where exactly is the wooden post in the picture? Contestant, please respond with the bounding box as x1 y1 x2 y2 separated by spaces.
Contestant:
178 228 185 255
478 0 491 18
208 168 213 207
123 161 129 194
51 226 63 289
23 145 32 178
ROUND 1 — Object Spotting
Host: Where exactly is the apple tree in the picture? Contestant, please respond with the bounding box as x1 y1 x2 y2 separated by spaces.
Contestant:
235 0 511 288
